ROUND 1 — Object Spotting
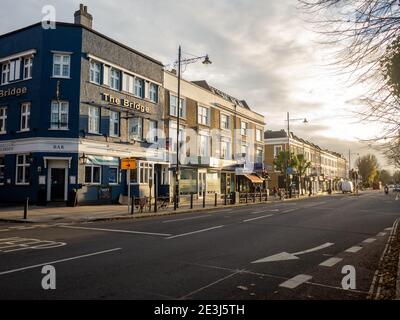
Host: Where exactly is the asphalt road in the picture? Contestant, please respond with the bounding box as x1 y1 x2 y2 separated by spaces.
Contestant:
0 190 398 300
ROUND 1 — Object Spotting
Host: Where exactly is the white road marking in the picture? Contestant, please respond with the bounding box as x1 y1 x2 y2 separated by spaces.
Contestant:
384 227 393 231
345 246 362 253
166 225 224 239
252 242 334 263
363 238 377 243
281 209 296 213
319 257 343 267
162 215 211 223
0 237 66 252
243 214 274 222
58 225 171 237
0 248 122 276
279 274 313 289
376 232 387 237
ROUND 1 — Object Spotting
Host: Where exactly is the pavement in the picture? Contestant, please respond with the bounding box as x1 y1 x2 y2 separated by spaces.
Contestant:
0 190 399 300
0 192 330 223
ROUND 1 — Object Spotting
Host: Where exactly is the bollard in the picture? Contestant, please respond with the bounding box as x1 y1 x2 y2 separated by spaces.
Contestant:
131 196 135 215
154 196 158 213
174 194 177 211
224 192 227 206
253 193 256 203
203 191 206 208
24 197 29 219
260 192 262 202
215 193 218 207
246 193 248 203
190 193 194 209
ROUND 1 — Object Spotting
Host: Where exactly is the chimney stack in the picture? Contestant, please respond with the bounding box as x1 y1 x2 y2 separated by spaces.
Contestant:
74 4 93 29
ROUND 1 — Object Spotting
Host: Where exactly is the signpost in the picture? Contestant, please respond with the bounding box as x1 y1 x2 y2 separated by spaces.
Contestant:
121 158 137 213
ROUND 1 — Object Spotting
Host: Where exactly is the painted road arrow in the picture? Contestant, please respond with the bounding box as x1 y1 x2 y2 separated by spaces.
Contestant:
251 242 334 263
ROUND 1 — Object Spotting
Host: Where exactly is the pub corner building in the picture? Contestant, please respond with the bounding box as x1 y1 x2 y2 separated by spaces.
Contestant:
0 5 170 205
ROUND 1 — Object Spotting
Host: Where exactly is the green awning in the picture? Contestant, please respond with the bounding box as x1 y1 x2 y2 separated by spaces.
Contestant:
87 155 119 166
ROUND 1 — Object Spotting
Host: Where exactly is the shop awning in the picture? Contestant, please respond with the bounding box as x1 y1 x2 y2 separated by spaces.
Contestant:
87 155 119 166
242 174 264 184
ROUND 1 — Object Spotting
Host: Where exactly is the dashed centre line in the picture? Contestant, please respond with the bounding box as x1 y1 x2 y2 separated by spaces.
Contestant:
363 238 376 244
345 246 363 253
319 257 343 267
279 274 313 289
243 214 274 222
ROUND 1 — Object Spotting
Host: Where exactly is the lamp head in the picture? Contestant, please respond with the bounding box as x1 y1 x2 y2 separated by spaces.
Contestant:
202 55 212 65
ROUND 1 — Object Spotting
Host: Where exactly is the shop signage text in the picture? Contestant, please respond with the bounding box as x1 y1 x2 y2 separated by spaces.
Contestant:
102 93 151 114
0 87 27 98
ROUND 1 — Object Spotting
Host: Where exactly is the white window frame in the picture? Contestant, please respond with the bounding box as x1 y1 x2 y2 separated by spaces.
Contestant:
221 114 230 130
109 166 119 185
84 165 101 185
109 111 120 137
129 117 143 141
198 105 210 126
240 121 247 136
23 57 33 80
90 61 101 85
15 154 30 185
220 139 231 160
20 102 30 132
256 129 263 142
52 54 71 78
147 119 158 143
149 83 158 103
139 162 154 184
256 147 263 163
88 106 100 134
170 94 185 118
0 107 7 134
110 67 120 90
134 78 144 98
274 145 283 158
198 135 210 157
50 101 69 130
1 63 10 85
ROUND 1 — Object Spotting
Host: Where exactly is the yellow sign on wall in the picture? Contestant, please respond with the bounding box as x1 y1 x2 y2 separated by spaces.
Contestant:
121 158 137 170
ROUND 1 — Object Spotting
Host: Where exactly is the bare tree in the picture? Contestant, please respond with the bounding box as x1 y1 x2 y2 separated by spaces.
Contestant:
299 0 400 165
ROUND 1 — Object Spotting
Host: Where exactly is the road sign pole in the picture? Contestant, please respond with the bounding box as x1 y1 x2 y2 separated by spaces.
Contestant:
127 169 131 214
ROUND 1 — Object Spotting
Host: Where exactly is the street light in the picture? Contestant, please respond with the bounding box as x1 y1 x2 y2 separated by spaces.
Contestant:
173 46 212 209
285 112 308 198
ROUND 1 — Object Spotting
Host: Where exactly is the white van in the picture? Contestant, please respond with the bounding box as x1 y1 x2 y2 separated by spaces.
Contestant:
341 181 353 193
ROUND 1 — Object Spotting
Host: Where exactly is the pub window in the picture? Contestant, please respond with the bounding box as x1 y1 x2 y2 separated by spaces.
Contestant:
139 162 153 184
53 54 70 78
147 120 158 143
23 57 33 80
109 166 119 184
134 78 144 98
109 111 120 137
1 63 9 85
50 101 69 129
0 157 5 185
88 106 100 134
149 83 158 103
0 107 7 134
84 165 101 184
15 154 30 185
90 61 101 84
110 68 120 90
20 102 31 132
129 117 143 140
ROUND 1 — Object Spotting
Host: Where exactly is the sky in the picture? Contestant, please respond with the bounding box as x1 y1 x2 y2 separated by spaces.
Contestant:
0 0 393 171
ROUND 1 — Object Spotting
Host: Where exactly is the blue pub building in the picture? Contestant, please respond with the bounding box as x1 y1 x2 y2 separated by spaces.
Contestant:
0 5 169 205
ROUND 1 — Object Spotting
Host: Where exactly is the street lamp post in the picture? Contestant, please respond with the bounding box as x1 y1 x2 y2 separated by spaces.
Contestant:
285 112 308 198
173 46 211 209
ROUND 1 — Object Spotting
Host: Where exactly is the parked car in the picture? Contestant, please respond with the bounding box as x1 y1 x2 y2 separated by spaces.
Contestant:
341 181 354 193
393 185 400 192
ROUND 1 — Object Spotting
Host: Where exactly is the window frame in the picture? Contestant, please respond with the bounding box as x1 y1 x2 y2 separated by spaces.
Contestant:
90 60 101 85
221 114 230 130
109 166 119 185
129 117 143 141
198 105 210 126
52 54 71 78
0 107 7 134
84 165 101 185
149 83 158 103
240 121 247 136
23 57 33 80
134 77 144 98
1 63 10 85
110 67 121 91
20 102 31 132
88 106 100 134
169 95 185 118
109 111 120 137
15 154 30 185
50 100 69 130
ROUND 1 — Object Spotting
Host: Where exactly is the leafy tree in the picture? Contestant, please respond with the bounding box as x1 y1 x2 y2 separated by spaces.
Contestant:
393 170 400 184
356 154 379 187
378 169 392 185
273 151 298 175
295 154 312 194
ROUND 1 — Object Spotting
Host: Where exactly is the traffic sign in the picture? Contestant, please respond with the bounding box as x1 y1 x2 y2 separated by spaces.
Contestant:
121 158 137 170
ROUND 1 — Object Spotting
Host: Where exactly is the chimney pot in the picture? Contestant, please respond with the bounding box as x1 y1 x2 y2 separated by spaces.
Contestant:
74 4 93 29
